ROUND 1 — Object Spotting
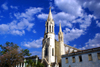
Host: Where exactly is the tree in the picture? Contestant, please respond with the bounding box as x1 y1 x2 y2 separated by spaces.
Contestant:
0 42 31 67
25 59 34 67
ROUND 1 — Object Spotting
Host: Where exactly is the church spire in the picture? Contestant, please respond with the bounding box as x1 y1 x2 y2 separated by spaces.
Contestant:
59 23 62 32
58 23 63 41
47 7 53 21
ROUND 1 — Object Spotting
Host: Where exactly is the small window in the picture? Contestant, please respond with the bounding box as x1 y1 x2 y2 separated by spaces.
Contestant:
52 48 54 56
66 58 68 63
79 56 82 62
88 54 92 61
72 57 75 63
97 53 100 60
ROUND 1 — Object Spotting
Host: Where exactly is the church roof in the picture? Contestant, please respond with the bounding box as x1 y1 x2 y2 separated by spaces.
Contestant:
62 47 100 57
64 44 81 51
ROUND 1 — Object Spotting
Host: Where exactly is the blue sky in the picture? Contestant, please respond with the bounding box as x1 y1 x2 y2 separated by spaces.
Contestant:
0 0 100 58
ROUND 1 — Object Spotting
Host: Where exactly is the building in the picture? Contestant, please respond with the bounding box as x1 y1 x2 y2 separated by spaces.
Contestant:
62 47 100 67
41 7 80 67
15 55 40 67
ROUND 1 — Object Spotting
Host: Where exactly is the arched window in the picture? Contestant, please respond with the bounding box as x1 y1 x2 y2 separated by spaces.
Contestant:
45 45 48 57
52 48 54 56
49 25 51 32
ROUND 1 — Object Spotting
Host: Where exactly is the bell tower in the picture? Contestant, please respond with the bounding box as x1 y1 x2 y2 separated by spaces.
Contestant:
42 7 55 67
45 7 54 34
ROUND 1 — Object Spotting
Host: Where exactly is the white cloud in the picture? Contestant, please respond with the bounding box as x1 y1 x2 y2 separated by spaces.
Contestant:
77 14 93 29
54 12 75 21
63 28 83 44
80 33 100 50
23 37 43 48
96 21 100 27
54 12 75 27
37 13 48 20
1 3 8 10
11 30 25 36
77 0 100 18
54 0 83 16
0 7 43 35
0 19 34 36
10 5 18 9
0 21 20 35
54 0 100 18
17 18 34 31
33 30 36 33
0 24 9 33
14 7 43 21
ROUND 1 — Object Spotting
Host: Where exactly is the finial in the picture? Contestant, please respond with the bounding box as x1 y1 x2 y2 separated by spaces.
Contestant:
49 6 51 10
59 23 62 32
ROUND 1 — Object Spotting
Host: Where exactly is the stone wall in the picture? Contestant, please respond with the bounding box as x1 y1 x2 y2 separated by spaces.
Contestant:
55 40 61 66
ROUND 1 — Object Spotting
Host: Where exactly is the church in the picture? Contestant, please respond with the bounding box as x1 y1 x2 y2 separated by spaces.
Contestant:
42 8 80 67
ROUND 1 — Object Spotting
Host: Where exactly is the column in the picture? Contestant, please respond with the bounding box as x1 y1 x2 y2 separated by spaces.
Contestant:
21 63 22 67
19 63 20 67
48 64 51 67
42 48 44 59
16 64 17 67
23 63 25 67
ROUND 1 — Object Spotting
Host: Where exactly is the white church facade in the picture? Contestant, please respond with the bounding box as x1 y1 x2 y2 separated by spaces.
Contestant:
42 8 80 67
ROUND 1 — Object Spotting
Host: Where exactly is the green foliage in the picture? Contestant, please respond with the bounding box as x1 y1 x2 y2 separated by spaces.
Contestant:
25 59 44 67
36 62 44 67
25 59 33 65
22 49 31 56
